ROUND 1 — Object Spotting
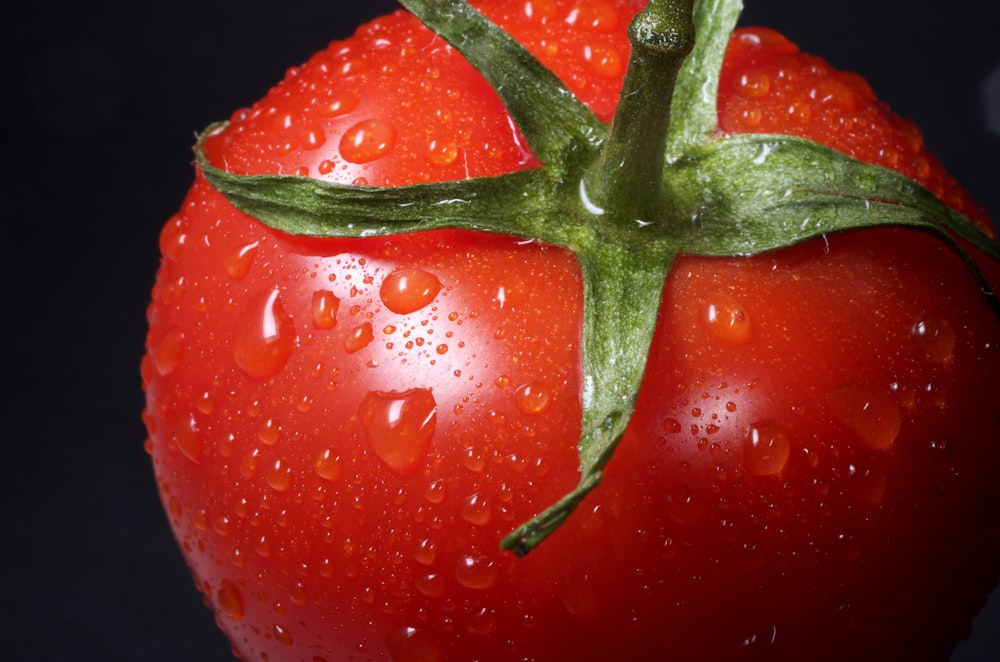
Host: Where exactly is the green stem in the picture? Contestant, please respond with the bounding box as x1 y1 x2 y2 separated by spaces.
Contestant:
591 0 695 221
501 0 697 556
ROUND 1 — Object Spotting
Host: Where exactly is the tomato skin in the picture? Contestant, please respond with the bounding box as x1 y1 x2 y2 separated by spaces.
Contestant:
146 180 1000 660
143 0 1000 660
146 173 592 659
611 229 1000 659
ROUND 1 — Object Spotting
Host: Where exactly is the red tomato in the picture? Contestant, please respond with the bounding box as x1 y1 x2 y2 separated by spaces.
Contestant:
143 1 1000 660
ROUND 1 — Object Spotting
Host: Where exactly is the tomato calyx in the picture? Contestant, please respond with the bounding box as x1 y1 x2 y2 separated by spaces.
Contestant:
197 0 1000 556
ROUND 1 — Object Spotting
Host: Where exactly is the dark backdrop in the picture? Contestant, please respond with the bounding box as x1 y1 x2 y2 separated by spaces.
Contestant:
6 1 999 660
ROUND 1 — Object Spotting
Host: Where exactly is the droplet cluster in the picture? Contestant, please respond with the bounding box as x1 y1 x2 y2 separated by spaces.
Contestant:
199 0 645 190
143 168 587 659
717 27 991 232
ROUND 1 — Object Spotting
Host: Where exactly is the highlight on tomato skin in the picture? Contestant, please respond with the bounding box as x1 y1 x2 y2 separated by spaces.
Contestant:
142 0 1000 660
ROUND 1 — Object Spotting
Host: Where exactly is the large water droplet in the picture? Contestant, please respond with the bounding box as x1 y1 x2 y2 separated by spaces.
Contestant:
582 44 623 77
414 573 445 598
154 327 185 377
380 268 442 314
314 448 342 482
413 538 437 566
743 421 791 476
424 478 445 504
233 288 297 379
828 383 901 450
344 322 374 353
273 623 294 646
300 126 326 151
226 241 259 280
911 317 956 363
176 412 202 463
339 119 396 163
258 418 280 446
461 492 492 526
311 289 340 330
265 458 293 492
217 579 244 621
426 139 459 166
359 389 437 475
320 92 359 117
737 69 771 99
514 383 553 415
703 293 753 345
455 555 498 590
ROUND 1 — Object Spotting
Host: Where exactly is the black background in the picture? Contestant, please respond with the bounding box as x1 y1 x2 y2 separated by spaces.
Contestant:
6 1 999 660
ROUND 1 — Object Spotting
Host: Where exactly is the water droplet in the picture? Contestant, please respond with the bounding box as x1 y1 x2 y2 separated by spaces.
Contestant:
311 290 340 330
413 539 437 566
461 492 492 526
848 463 887 505
233 288 297 379
787 101 812 124
426 139 459 165
738 69 771 99
666 486 703 524
828 383 901 450
380 268 442 314
515 383 552 415
176 412 202 463
911 317 956 363
810 77 856 110
455 555 498 590
217 579 244 621
159 215 186 260
344 322 374 353
265 458 293 492
568 1 620 29
213 514 231 536
314 448 342 482
258 418 280 446
414 573 445 598
522 0 558 22
339 119 395 163
387 627 444 662
226 241 259 280
662 417 682 434
359 389 437 475
466 607 496 636
703 293 753 344
930 438 953 457
193 507 209 531
240 448 261 479
300 126 326 151
154 327 185 377
462 446 486 473
424 478 445 503
273 623 294 646
289 581 309 606
196 391 215 415
582 44 623 77
743 421 791 476
320 92 359 117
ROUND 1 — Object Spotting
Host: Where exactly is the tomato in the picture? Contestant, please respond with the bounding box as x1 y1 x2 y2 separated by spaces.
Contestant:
143 0 1000 659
